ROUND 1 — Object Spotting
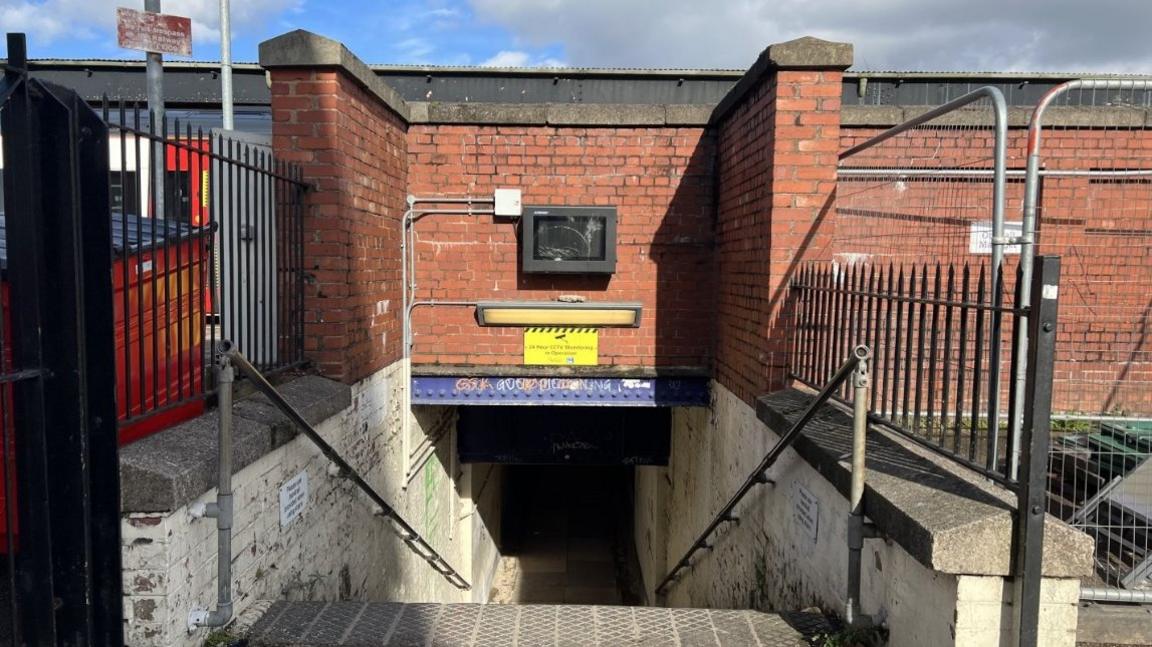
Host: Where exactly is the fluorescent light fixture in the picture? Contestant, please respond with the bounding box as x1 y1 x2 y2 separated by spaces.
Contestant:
475 301 642 328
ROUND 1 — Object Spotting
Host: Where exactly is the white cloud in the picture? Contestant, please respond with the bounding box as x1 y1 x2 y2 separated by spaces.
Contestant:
480 49 565 67
0 0 301 53
468 0 1152 72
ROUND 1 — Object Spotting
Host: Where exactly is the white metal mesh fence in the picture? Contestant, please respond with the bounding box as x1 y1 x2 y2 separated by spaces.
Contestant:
1038 85 1152 593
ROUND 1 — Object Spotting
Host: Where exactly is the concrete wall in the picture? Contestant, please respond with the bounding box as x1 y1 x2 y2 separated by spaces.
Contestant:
120 362 502 646
633 383 1084 647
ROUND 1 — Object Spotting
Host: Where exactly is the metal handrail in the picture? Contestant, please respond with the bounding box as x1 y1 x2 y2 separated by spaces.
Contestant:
655 345 872 597
224 346 472 591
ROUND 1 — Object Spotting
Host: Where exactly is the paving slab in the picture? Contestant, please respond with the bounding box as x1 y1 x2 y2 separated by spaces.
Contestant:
246 601 834 646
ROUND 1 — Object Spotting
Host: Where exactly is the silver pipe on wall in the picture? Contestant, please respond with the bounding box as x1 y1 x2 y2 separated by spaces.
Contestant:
399 195 496 484
187 346 235 630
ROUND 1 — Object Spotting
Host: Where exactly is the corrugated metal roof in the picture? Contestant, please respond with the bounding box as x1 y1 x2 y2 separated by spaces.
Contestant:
24 59 1152 80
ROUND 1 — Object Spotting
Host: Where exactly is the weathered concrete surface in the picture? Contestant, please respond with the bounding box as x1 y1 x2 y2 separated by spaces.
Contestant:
120 375 351 513
244 601 836 646
258 29 410 121
756 388 1094 578
121 361 502 647
634 382 1084 647
840 104 1152 128
1076 603 1152 645
711 36 853 125
407 102 716 126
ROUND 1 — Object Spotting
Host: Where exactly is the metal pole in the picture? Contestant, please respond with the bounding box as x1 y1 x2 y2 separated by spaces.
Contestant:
219 0 234 130
1013 256 1061 647
144 0 165 220
846 346 874 628
985 88 1008 470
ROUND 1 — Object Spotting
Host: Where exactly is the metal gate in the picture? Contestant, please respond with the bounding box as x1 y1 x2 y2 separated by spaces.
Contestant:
0 34 123 644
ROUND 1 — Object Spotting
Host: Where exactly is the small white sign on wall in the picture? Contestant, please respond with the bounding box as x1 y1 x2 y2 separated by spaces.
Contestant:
969 220 1023 255
793 482 820 543
279 471 309 527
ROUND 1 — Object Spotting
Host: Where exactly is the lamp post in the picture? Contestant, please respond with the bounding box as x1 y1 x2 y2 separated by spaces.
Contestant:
220 0 234 130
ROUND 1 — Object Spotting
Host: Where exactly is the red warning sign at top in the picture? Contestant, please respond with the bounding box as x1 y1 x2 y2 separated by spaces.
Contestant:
116 7 192 57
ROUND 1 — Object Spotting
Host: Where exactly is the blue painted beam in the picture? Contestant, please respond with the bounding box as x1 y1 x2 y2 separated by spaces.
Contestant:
411 375 710 407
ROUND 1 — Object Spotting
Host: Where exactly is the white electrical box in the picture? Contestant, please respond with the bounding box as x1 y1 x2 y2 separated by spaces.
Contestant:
494 188 523 217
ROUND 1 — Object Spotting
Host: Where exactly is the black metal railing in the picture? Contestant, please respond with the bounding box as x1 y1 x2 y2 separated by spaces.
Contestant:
790 262 1021 483
0 33 124 645
223 345 471 591
656 346 872 597
100 101 308 440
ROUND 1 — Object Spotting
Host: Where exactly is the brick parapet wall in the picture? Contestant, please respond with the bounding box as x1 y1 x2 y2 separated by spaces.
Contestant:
269 69 408 383
713 67 846 404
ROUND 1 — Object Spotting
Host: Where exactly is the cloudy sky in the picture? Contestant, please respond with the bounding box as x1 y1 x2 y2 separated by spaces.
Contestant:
2 0 1151 73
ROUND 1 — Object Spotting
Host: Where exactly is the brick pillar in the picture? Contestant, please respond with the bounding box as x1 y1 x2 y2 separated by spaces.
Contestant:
260 31 412 383
713 37 852 403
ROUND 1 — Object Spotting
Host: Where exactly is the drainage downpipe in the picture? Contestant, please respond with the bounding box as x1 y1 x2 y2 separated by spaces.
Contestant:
846 345 876 629
188 346 235 631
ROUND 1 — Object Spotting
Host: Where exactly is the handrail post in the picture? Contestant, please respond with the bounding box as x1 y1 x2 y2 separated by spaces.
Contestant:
846 345 874 628
654 346 870 598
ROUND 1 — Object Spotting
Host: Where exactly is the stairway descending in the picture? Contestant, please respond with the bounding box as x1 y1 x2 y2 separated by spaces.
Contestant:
244 601 834 646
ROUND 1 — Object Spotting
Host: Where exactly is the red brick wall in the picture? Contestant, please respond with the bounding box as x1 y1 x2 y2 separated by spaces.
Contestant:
270 69 408 383
834 125 1152 414
404 125 715 369
712 69 844 404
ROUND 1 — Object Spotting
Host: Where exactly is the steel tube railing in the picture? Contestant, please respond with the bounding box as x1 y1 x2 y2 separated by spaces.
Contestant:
1009 78 1152 479
223 344 471 591
655 346 872 602
840 87 1010 474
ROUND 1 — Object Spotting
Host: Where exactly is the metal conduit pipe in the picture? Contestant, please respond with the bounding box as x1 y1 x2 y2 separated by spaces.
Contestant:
187 345 236 631
1010 78 1152 479
399 195 495 483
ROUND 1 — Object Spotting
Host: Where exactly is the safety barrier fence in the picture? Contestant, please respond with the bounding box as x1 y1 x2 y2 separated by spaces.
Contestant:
99 100 308 441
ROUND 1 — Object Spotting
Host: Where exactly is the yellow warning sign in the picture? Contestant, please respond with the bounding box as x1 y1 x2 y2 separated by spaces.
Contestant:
524 328 599 366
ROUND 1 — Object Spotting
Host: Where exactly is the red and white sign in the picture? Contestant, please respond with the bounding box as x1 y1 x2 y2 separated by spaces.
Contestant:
116 7 192 57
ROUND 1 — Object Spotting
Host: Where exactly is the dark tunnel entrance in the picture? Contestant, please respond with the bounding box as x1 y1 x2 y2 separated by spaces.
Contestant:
457 406 669 605
494 465 640 605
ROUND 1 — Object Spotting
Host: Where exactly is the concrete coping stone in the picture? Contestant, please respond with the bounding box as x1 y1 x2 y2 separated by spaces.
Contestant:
259 29 411 122
711 36 853 126
841 104 1152 128
119 375 352 513
756 388 1094 578
405 102 715 126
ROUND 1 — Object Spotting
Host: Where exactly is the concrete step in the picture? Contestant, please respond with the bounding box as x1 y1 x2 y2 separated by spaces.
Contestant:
244 601 835 646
